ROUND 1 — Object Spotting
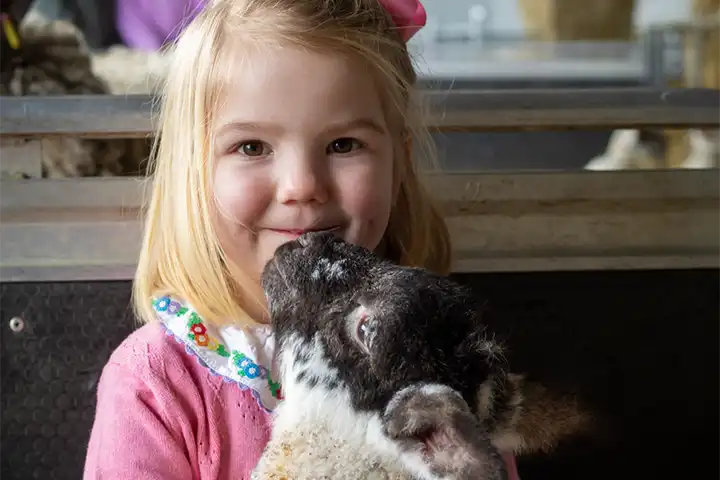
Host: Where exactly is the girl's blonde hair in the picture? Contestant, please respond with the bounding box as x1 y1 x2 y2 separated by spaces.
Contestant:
133 0 452 327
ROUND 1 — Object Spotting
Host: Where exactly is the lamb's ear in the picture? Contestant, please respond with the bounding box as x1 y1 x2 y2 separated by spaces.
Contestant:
487 374 598 455
453 327 523 440
474 367 596 455
382 383 509 480
476 372 526 453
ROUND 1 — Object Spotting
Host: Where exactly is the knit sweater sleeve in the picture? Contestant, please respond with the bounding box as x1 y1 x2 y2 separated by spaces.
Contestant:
83 325 203 479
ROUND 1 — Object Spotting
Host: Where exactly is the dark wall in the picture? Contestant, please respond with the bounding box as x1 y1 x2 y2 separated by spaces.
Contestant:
2 269 717 479
451 269 719 479
1 282 136 479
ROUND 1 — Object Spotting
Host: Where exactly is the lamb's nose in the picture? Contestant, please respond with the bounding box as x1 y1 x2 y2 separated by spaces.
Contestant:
297 231 331 247
297 235 309 247
297 232 317 247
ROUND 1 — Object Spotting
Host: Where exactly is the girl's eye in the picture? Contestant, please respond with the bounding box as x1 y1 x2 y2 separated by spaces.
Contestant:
235 141 269 157
328 138 362 155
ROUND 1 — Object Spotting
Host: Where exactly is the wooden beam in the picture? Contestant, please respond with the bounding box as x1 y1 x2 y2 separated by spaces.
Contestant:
1 169 717 282
648 15 720 33
0 139 42 178
0 94 155 138
1 88 719 139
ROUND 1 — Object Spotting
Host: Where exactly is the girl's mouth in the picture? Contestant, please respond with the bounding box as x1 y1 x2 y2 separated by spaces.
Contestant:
269 226 341 238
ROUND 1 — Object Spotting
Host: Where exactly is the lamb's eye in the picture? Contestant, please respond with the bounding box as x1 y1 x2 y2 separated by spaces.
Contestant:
354 313 372 352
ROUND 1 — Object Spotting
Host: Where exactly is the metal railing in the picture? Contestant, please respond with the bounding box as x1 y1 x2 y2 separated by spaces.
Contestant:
1 87 718 281
1 88 719 138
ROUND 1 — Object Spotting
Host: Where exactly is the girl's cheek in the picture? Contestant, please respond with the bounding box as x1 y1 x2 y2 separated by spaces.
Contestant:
212 162 272 224
338 155 393 201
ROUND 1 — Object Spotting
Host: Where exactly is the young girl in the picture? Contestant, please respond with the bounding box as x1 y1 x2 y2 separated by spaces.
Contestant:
83 0 521 478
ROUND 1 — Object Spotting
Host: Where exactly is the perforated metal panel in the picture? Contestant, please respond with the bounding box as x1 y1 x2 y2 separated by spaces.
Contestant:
1 271 718 479
1 281 136 480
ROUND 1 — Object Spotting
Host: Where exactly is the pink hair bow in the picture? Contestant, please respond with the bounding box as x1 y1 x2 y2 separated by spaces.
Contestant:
378 0 427 42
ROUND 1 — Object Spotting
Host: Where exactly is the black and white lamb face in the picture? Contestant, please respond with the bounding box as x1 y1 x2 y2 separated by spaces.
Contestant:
261 231 509 415
261 231 518 479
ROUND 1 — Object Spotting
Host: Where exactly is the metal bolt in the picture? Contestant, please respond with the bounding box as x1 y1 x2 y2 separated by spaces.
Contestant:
9 316 24 332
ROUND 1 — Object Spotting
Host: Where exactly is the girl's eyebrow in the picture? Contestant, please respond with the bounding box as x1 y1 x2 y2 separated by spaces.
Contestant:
324 118 388 136
214 117 388 137
215 121 283 136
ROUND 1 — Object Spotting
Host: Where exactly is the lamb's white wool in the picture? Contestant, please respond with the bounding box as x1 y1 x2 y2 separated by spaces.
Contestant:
310 257 349 281
251 334 412 480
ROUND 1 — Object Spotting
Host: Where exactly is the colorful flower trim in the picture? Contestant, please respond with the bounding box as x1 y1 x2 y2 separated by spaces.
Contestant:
186 312 231 357
152 295 283 410
232 352 283 399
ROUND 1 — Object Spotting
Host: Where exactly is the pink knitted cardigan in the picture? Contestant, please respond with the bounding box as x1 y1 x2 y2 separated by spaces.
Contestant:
83 297 521 479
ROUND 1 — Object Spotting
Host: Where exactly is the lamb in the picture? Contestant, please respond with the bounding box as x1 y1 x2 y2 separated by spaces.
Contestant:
254 232 592 479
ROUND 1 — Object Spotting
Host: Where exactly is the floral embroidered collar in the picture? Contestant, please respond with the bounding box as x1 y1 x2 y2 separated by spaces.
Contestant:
152 295 282 413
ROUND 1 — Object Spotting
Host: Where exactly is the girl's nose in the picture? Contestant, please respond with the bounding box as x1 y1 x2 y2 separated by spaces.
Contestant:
275 154 330 205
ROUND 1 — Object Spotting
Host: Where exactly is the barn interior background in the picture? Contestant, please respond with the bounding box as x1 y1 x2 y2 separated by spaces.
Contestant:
0 0 718 479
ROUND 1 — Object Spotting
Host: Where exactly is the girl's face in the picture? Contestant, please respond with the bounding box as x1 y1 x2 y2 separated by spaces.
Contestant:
211 44 395 314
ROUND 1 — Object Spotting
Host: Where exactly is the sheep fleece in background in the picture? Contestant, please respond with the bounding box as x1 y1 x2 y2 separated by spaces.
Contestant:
1 11 161 178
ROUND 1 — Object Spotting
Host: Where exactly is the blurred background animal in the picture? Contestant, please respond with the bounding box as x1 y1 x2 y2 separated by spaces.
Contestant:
681 129 720 168
583 129 666 171
0 1 164 177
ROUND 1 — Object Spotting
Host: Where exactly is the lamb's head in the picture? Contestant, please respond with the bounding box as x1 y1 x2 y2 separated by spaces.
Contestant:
262 231 508 409
261 232 518 479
